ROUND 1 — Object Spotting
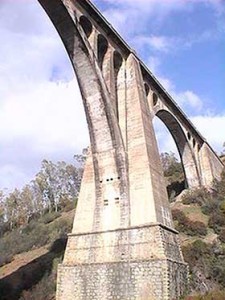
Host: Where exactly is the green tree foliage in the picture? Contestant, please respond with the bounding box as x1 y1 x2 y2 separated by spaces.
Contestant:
33 159 82 213
0 154 84 234
160 152 186 201
0 211 73 267
183 240 225 292
160 151 184 184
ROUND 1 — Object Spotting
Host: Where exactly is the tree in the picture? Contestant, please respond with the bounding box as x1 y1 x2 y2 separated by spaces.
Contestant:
4 189 21 229
33 159 83 213
160 152 184 184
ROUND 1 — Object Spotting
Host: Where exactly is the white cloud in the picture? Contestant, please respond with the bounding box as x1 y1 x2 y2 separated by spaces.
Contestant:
135 35 175 53
146 56 161 74
0 0 223 191
0 79 89 190
173 90 203 112
153 112 225 158
191 114 225 152
95 0 224 30
97 0 223 10
0 0 89 191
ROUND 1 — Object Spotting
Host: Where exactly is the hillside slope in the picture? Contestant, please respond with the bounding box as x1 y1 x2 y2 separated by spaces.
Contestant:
0 162 225 299
0 210 75 300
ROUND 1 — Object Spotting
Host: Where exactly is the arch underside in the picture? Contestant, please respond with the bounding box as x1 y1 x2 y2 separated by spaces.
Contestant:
156 109 201 188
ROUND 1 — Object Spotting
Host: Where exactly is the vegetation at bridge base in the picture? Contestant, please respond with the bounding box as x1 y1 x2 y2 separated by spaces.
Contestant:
0 155 82 299
184 290 225 300
0 151 225 299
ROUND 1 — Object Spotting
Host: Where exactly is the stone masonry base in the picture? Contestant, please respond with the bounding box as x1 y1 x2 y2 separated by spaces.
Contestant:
56 224 188 300
56 259 188 300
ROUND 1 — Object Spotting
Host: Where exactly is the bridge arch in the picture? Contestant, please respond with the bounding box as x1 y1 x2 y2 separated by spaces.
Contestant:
34 1 223 299
79 15 93 38
144 82 150 97
113 50 123 119
97 34 108 70
38 0 129 233
154 109 201 188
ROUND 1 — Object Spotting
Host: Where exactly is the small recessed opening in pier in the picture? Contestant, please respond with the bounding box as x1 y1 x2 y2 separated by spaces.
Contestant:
153 92 158 106
79 15 93 38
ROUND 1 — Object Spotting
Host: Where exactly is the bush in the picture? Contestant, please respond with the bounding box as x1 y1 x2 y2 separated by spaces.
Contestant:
201 198 218 215
183 239 225 291
209 259 225 287
182 240 211 269
218 228 225 243
39 211 61 224
172 209 186 223
59 197 77 212
220 200 225 214
181 188 210 206
0 221 10 238
0 212 73 260
187 221 207 236
208 212 225 233
184 290 225 300
172 209 207 236
0 254 14 267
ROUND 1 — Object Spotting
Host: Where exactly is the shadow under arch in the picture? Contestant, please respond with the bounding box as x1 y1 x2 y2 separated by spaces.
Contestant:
113 50 123 120
97 34 108 70
79 15 93 38
155 109 201 189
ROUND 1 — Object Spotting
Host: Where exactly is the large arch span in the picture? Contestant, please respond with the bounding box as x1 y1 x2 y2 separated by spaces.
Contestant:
155 109 201 188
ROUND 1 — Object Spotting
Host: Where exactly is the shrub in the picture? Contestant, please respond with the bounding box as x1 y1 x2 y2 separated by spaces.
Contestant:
182 240 211 269
0 212 73 260
171 209 186 223
187 221 207 236
39 211 61 224
201 198 218 215
208 212 225 233
209 259 225 287
218 228 225 243
172 209 207 236
181 187 210 206
220 200 225 214
0 221 10 238
0 254 14 267
184 290 225 300
59 197 77 212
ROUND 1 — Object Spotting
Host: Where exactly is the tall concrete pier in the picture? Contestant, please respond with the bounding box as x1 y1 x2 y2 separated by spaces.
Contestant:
38 0 224 299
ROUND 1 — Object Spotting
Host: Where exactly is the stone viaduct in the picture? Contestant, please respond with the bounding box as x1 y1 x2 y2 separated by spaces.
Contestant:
37 0 224 299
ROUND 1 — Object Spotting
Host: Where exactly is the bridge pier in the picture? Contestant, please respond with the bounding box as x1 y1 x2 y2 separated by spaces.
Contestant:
56 225 188 300
37 0 223 299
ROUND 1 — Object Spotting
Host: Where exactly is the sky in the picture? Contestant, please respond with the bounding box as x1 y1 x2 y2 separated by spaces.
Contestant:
0 0 224 192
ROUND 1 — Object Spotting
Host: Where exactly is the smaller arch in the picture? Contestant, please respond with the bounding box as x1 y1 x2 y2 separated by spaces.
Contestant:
113 51 123 120
153 92 158 106
187 132 191 140
97 34 108 70
113 51 123 74
144 83 150 97
79 15 93 38
193 138 196 148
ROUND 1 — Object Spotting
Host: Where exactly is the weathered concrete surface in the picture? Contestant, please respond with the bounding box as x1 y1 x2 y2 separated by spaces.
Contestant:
37 0 223 299
57 225 188 300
